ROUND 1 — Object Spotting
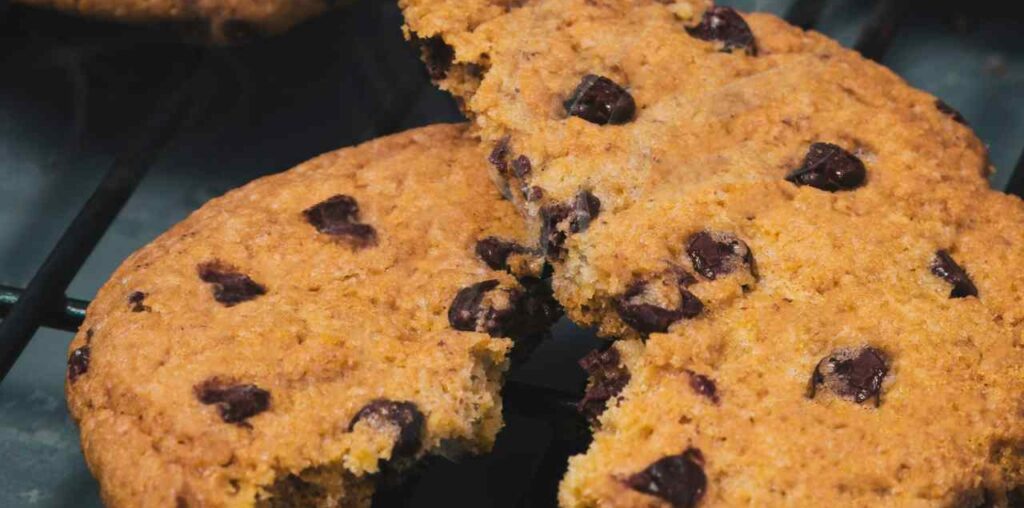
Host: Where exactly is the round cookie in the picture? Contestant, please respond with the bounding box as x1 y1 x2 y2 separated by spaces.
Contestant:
64 124 560 507
15 0 344 42
399 0 989 261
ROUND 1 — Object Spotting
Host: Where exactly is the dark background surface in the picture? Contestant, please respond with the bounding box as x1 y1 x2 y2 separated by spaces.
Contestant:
0 0 1021 506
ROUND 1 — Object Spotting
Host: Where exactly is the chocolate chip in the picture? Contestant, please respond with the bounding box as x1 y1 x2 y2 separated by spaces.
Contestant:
686 231 755 281
577 347 631 425
197 262 266 307
687 370 719 404
936 99 968 125
624 448 707 508
540 190 601 260
128 291 149 312
303 195 378 248
931 250 978 299
195 378 271 425
614 277 703 335
686 6 757 55
512 155 532 178
413 35 455 80
448 278 562 339
786 142 867 192
564 74 636 125
525 186 544 202
808 346 888 405
67 345 90 383
475 237 529 271
488 137 511 174
348 399 425 459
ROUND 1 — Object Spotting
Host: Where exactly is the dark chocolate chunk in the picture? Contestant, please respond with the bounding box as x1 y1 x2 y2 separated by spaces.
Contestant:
475 237 529 271
687 370 720 404
263 474 326 508
564 74 636 125
614 278 703 335
197 262 266 307
808 346 888 405
128 291 149 312
512 155 532 178
577 347 631 425
348 399 425 459
195 378 271 425
931 250 978 299
448 278 562 339
540 190 601 260
686 230 755 281
525 186 544 202
686 6 757 55
624 448 707 508
413 35 455 80
67 345 91 383
488 137 512 174
936 99 968 125
303 194 378 248
786 142 867 192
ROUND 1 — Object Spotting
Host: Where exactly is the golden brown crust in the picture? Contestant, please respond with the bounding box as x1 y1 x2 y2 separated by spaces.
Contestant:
65 124 547 507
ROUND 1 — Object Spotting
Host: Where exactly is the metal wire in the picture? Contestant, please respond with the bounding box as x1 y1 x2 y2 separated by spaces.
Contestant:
0 53 207 381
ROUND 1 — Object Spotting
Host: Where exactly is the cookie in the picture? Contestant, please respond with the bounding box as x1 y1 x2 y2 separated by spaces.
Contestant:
15 0 343 42
399 0 989 259
561 279 1024 507
64 124 560 507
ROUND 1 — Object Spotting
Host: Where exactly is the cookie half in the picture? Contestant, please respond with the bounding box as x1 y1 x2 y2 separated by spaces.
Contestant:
64 124 560 507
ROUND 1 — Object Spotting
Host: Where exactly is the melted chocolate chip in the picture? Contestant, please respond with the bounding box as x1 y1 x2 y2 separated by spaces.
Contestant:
475 237 529 271
931 250 978 299
564 75 636 125
540 190 601 260
197 262 266 307
577 347 631 424
195 378 271 425
808 346 888 405
786 142 867 192
686 231 755 281
128 291 149 312
67 345 90 383
525 186 544 202
936 99 968 125
687 370 719 404
303 195 378 248
348 399 425 459
614 278 703 335
413 35 455 80
624 448 707 508
512 155 532 178
448 278 562 339
686 6 757 55
488 137 511 174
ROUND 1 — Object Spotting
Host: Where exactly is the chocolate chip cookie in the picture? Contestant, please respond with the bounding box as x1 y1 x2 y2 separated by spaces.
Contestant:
400 0 989 259
16 0 344 42
64 124 560 507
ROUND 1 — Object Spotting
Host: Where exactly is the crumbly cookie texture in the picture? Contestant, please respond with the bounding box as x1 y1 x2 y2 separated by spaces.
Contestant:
561 286 1024 507
399 0 988 256
15 0 341 42
64 124 559 508
557 179 1024 506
